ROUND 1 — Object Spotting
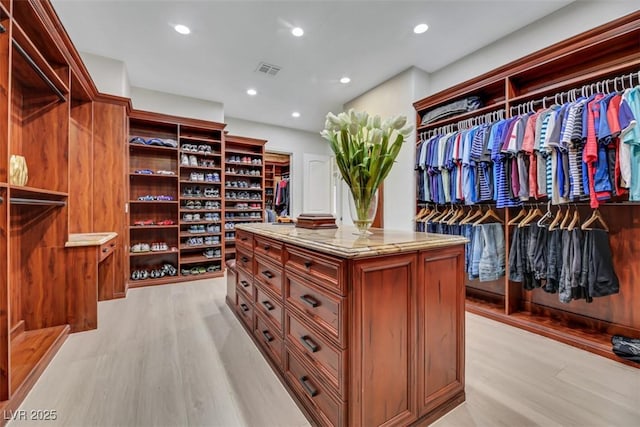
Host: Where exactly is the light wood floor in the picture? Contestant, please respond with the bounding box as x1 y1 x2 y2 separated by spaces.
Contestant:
10 277 640 427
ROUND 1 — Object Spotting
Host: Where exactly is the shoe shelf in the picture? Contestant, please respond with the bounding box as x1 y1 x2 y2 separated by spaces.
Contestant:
179 165 221 171
129 249 179 257
225 173 263 178
181 254 223 264
129 144 178 153
179 150 221 157
179 243 222 250
180 135 222 144
129 173 178 179
179 180 221 185
129 225 179 230
180 219 222 224
180 196 222 201
225 198 261 202
226 209 262 212
128 275 181 289
179 231 222 238
129 200 178 204
225 148 263 156
225 217 262 222
179 209 221 213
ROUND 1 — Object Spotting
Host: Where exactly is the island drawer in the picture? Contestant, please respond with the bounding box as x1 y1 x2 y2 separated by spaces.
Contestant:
285 271 345 348
255 235 284 264
285 246 345 295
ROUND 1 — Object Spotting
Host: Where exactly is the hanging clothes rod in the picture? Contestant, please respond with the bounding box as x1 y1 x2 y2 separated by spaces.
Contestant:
12 40 67 102
419 109 505 140
10 197 66 206
510 69 640 115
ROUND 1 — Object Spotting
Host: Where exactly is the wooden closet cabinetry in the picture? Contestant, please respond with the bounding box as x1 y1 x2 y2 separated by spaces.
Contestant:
223 135 266 259
413 11 640 365
126 111 226 286
230 225 467 427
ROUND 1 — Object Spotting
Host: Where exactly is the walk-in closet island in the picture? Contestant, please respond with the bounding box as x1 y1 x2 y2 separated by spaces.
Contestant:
227 223 467 427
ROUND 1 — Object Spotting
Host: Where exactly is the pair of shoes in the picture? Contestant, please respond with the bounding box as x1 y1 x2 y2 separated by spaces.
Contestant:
207 264 221 272
129 136 177 148
133 219 154 226
612 335 640 362
135 169 154 175
151 242 168 251
186 237 204 246
204 236 219 245
156 219 175 225
131 269 149 280
204 188 219 198
156 170 175 175
188 225 206 233
207 224 220 233
131 243 151 253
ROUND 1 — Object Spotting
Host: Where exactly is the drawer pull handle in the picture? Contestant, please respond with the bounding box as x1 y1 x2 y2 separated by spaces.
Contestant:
262 270 274 279
240 280 250 288
262 300 275 311
304 260 312 268
300 335 319 353
299 376 318 398
102 248 109 253
300 294 319 308
241 256 249 263
262 330 274 342
264 244 271 250
240 303 249 312
240 237 248 241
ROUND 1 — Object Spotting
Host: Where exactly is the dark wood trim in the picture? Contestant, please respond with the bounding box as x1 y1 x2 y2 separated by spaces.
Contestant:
130 109 226 131
225 134 268 147
413 10 640 111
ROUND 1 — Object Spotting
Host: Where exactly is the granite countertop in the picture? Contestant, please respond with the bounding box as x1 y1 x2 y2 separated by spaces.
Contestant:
235 224 467 258
65 232 118 247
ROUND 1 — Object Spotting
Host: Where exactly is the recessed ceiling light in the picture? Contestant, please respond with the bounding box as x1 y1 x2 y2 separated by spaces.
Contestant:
291 27 304 37
246 88 257 96
292 112 301 118
413 23 429 34
340 76 351 84
174 24 191 35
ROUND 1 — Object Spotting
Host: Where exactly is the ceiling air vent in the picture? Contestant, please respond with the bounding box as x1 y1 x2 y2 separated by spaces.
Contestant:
256 62 281 77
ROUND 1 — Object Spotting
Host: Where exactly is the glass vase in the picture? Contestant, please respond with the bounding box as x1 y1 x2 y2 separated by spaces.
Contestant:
348 189 378 236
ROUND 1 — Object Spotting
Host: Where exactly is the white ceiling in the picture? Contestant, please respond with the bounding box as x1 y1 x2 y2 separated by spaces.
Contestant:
52 0 573 132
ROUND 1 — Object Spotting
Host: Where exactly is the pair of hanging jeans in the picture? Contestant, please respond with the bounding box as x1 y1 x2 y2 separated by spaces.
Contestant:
477 223 505 282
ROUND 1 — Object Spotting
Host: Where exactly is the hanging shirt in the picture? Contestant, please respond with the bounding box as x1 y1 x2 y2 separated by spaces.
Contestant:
620 87 640 201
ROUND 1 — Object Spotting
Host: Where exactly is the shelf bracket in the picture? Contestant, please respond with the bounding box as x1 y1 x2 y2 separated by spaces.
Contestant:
12 40 67 102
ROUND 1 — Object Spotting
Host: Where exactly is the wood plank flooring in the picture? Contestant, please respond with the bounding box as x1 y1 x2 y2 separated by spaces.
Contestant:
9 277 640 426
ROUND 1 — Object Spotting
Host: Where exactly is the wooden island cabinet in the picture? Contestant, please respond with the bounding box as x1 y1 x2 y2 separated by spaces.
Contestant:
227 224 467 427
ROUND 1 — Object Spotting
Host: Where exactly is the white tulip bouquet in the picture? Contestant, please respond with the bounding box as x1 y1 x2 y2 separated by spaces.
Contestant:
321 109 412 232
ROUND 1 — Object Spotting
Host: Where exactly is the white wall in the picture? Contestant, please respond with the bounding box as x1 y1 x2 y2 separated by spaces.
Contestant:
130 87 224 123
80 52 130 98
344 67 430 232
224 117 332 218
429 1 640 93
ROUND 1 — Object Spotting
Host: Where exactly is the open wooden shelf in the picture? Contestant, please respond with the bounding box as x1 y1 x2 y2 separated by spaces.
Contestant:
416 102 506 132
226 173 262 178
179 220 222 225
128 275 182 288
129 225 178 230
179 165 221 171
179 150 221 157
129 143 177 153
129 249 179 257
179 180 221 185
129 200 178 204
181 254 222 264
9 186 67 200
178 271 224 280
225 148 262 156
225 217 262 222
179 231 222 238
11 325 69 395
179 135 222 143
179 243 222 250
180 196 222 201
